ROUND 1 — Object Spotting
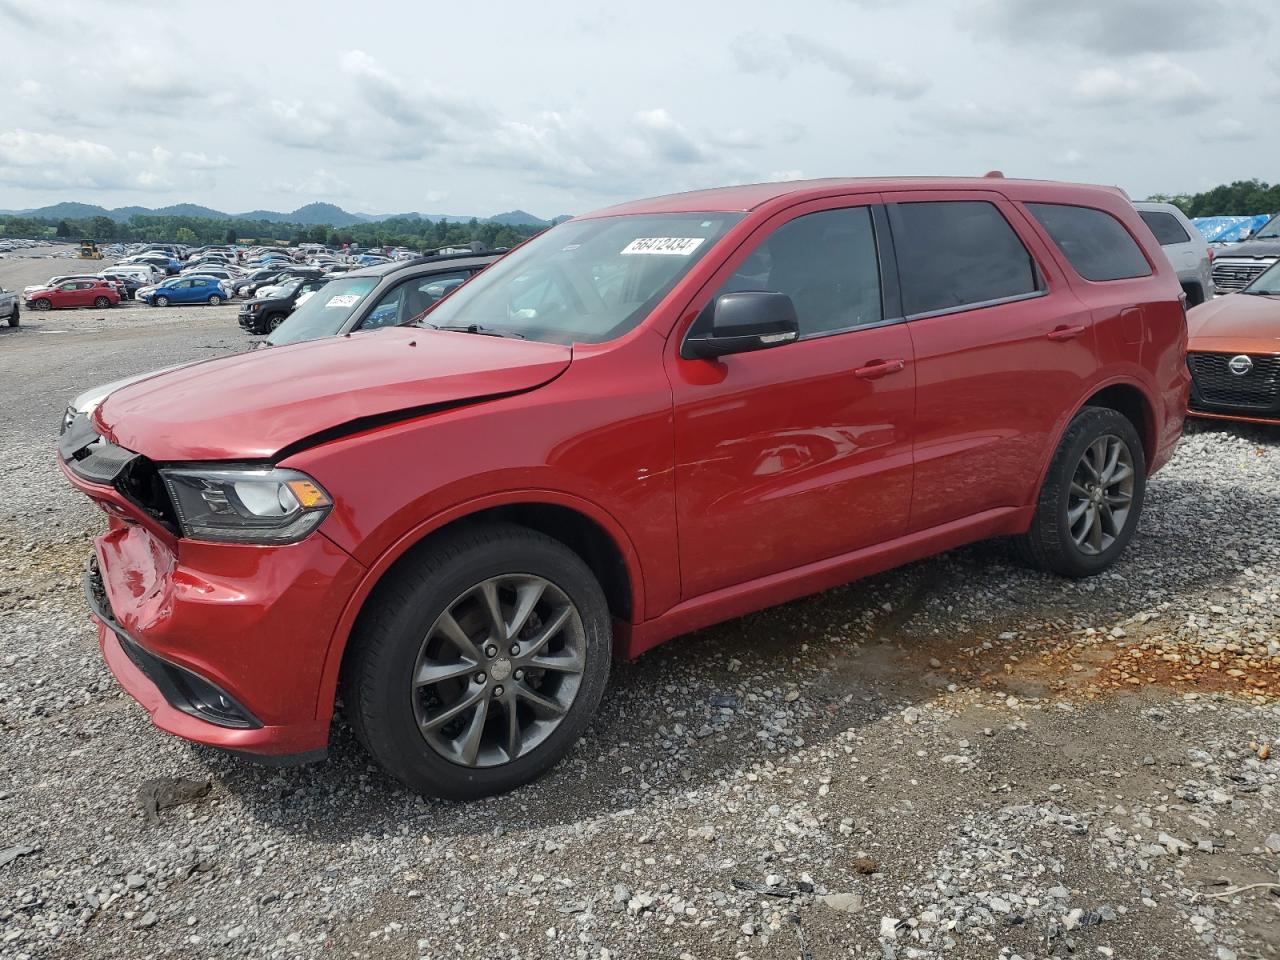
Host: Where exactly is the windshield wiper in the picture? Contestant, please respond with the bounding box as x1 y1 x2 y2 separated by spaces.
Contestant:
425 323 524 339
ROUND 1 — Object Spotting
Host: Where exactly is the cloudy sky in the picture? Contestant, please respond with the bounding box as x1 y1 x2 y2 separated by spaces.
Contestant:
1 0 1275 218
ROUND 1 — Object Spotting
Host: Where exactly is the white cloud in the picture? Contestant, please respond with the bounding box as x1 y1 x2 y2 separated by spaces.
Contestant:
0 130 225 194
972 0 1242 54
273 168 351 197
732 33 928 100
1072 56 1210 112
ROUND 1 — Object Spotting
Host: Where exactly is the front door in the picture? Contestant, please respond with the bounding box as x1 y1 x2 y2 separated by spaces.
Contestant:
667 199 916 599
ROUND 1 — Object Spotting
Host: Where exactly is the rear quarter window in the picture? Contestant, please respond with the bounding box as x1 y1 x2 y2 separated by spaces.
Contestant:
1138 210 1191 246
1026 203 1152 282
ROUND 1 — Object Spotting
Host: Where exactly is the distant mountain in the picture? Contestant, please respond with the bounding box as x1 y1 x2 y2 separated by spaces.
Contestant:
489 209 550 227
2 201 561 227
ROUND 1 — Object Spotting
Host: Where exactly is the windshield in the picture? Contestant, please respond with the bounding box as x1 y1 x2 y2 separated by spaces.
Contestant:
274 279 302 296
1243 259 1280 295
420 214 741 344
266 276 379 345
1255 213 1280 240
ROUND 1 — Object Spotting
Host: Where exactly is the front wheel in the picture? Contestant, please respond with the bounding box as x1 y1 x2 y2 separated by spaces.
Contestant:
1017 406 1146 578
32 298 51 311
154 295 169 307
342 523 612 799
93 296 111 308
208 294 222 305
7 307 17 327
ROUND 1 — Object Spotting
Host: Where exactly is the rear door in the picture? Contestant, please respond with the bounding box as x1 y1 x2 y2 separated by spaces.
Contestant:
667 197 916 597
883 191 1097 531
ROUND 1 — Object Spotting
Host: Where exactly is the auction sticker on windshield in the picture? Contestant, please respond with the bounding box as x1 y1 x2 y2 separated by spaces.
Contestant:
325 294 360 308
620 237 706 256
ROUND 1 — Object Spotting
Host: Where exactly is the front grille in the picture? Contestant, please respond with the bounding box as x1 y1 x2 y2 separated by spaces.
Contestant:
1188 352 1280 410
1211 258 1275 291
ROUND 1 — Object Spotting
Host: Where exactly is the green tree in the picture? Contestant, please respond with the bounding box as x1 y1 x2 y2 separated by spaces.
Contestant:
224 227 237 244
89 215 116 240
55 220 72 238
175 227 198 244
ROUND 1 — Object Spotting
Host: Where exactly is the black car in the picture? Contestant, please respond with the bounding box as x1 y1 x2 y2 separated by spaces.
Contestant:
263 252 501 346
238 277 332 335
99 271 144 300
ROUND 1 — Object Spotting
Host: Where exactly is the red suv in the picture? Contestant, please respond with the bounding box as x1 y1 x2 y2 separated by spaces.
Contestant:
60 178 1188 798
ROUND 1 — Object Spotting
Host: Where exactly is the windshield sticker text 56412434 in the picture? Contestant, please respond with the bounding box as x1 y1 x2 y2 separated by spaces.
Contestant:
620 237 706 256
325 294 360 308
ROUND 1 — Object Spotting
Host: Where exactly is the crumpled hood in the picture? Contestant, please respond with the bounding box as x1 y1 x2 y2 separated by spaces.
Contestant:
1187 293 1280 354
95 328 572 461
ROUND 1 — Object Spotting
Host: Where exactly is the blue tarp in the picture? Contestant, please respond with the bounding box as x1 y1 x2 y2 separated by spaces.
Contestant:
1190 214 1273 243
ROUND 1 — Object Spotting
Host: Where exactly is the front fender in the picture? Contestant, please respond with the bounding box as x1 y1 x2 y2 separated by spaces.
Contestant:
308 488 647 725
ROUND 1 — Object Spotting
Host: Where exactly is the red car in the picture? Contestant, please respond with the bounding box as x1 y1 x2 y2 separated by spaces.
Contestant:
60 177 1188 798
26 279 120 311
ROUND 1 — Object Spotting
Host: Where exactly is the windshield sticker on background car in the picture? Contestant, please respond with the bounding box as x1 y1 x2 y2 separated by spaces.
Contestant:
325 294 360 308
620 237 706 256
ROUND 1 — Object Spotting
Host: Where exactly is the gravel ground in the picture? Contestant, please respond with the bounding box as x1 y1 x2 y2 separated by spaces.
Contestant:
0 265 1277 960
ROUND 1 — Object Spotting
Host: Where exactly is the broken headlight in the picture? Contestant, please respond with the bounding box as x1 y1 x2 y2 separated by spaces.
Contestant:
160 466 332 544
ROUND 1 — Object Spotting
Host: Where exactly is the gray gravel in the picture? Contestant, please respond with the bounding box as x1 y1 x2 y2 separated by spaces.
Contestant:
0 270 1277 959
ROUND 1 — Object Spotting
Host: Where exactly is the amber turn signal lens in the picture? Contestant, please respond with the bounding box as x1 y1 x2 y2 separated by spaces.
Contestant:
285 479 332 509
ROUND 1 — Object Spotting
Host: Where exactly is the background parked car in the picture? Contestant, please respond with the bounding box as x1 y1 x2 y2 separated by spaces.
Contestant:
1134 201 1215 305
1209 212 1280 292
238 276 332 335
25 279 120 311
138 275 228 307
264 253 500 346
1185 258 1280 424
98 270 145 300
0 284 18 327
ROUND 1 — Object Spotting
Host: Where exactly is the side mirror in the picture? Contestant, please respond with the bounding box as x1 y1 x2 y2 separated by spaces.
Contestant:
682 291 800 360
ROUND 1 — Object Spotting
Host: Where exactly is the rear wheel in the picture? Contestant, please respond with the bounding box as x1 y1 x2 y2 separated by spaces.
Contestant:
342 523 612 799
1017 406 1146 578
208 294 222 305
154 295 169 307
93 296 111 308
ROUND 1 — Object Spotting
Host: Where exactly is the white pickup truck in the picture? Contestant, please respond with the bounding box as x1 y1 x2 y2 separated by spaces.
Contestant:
0 284 18 328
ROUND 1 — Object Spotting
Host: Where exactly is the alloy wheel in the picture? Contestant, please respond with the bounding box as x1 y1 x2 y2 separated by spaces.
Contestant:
1067 434 1134 555
411 574 586 768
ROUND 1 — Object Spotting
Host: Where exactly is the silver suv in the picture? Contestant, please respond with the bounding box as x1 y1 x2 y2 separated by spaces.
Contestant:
1134 201 1215 305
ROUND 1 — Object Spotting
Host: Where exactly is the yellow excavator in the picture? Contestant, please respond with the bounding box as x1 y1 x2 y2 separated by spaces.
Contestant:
78 238 103 259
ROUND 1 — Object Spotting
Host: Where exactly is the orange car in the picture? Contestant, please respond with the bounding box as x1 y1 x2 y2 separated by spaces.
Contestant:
1186 262 1280 424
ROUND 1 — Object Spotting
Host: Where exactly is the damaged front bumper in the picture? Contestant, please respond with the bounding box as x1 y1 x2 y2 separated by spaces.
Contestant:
60 422 365 763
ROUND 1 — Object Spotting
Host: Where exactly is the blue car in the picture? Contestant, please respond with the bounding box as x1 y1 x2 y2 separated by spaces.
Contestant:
138 275 229 307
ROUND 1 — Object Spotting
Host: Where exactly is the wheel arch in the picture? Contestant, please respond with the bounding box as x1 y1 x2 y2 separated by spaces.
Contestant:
314 492 644 724
1030 377 1158 506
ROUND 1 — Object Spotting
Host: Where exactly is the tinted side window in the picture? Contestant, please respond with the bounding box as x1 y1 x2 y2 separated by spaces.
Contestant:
711 206 882 337
1138 210 1191 246
361 270 472 330
891 201 1040 316
1027 203 1152 281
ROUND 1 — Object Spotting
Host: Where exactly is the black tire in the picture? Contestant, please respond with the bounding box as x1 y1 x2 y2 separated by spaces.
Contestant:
342 522 612 799
1017 406 1146 578
6 307 16 327
32 298 51 311
93 296 111 308
267 312 286 332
